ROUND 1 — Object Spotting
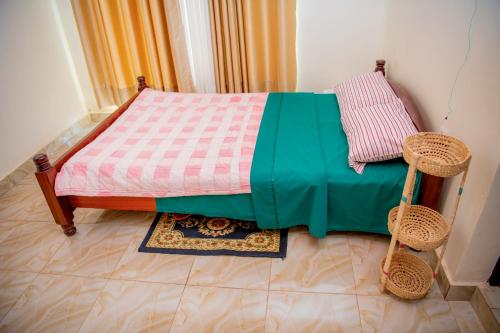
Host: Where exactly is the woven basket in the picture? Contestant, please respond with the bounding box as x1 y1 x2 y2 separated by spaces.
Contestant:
403 132 471 177
380 252 433 300
388 205 449 251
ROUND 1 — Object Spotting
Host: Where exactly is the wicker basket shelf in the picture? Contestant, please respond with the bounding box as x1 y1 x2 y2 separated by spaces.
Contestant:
381 132 470 300
380 252 433 300
403 132 471 177
388 205 449 251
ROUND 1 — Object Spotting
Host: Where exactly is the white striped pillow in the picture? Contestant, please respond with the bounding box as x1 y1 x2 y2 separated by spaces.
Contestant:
335 71 398 112
341 99 418 174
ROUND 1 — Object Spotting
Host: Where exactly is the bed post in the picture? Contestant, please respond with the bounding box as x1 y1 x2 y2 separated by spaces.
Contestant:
137 76 148 92
33 153 76 236
375 59 386 76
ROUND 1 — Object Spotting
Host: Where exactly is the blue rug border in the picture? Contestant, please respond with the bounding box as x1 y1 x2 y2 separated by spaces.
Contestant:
138 213 288 259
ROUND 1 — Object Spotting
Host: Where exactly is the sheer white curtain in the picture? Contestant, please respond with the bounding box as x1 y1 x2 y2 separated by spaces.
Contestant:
179 0 217 93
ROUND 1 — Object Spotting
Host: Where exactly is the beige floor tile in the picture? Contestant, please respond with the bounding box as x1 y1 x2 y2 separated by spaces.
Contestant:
0 184 53 222
493 308 500 324
79 280 184 333
0 183 101 225
266 291 362 332
17 173 37 186
111 233 194 284
5 161 36 187
449 301 485 333
42 223 139 278
0 271 37 321
269 233 355 293
348 234 389 295
0 221 27 242
73 208 106 224
358 294 460 333
74 209 107 224
170 286 267 333
0 274 106 333
0 222 67 272
47 144 72 162
187 256 271 290
481 286 500 308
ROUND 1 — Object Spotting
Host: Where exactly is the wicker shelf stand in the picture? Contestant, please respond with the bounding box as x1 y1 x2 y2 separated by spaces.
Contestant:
380 132 471 300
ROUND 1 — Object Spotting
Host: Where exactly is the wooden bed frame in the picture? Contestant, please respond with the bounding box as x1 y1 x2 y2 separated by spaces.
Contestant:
33 60 443 236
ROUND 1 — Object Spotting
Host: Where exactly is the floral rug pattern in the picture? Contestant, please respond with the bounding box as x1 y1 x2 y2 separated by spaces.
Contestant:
139 213 288 258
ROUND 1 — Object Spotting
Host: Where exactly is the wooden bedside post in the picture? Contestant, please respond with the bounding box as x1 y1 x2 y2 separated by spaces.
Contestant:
375 59 386 76
137 76 148 92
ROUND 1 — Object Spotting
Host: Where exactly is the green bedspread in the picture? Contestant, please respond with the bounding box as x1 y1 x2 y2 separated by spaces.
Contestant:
317 94 420 235
251 93 329 236
156 93 419 237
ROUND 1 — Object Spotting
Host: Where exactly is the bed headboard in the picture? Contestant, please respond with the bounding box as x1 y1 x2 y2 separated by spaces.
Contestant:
374 59 443 210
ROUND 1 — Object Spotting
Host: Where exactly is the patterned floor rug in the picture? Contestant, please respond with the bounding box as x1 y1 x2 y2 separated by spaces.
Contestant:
139 213 288 258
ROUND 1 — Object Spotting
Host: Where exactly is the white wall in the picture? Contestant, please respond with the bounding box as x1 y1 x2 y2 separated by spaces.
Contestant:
0 0 92 180
53 0 97 113
458 165 500 282
296 0 387 92
385 0 500 283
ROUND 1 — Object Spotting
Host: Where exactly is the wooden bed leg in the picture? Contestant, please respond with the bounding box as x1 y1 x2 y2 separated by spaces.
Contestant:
420 175 444 210
33 153 76 236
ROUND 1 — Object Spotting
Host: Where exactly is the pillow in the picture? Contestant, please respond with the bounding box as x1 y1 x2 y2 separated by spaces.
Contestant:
387 80 425 131
341 98 418 174
335 71 398 112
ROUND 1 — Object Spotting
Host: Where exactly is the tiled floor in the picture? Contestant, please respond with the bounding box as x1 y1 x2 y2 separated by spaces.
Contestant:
478 285 500 331
0 178 487 332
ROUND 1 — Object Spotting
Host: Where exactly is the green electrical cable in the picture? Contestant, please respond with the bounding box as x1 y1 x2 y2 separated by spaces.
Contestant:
445 0 478 121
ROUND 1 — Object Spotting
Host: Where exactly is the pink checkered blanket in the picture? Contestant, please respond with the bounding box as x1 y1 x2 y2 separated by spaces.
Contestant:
55 89 268 197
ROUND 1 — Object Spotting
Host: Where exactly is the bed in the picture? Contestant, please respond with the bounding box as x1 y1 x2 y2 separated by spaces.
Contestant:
34 60 443 237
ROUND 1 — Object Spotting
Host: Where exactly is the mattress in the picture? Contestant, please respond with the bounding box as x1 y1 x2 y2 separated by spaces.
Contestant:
158 93 419 237
55 89 268 197
56 89 418 237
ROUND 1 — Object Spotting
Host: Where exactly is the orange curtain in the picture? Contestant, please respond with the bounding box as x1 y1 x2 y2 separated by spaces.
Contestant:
208 0 296 93
72 0 194 108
